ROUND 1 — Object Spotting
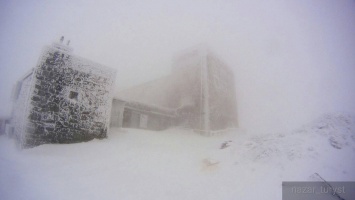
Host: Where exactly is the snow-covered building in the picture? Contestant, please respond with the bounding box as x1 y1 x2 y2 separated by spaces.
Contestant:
9 40 236 148
10 38 116 147
112 46 238 135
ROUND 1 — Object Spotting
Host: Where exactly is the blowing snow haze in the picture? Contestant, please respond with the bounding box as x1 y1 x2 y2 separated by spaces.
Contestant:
0 0 354 133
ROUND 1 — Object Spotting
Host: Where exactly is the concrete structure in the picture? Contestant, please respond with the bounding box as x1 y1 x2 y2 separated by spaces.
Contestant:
10 39 116 147
111 46 237 135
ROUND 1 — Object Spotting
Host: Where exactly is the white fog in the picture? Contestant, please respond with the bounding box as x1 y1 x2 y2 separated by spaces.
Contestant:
0 0 355 199
1 0 355 133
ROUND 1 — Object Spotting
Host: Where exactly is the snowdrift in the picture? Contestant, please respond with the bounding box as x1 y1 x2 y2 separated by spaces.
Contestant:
0 113 354 200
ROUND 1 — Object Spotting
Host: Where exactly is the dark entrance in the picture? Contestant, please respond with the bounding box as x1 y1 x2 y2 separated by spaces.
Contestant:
122 108 140 128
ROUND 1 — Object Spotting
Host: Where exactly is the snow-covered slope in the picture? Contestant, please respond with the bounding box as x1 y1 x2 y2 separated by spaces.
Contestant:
1 113 354 200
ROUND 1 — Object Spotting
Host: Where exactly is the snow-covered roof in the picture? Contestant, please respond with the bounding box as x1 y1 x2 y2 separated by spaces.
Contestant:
52 42 73 53
114 75 175 109
124 100 176 117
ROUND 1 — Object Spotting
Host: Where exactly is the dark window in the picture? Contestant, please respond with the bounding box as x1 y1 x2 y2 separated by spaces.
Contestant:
69 91 78 100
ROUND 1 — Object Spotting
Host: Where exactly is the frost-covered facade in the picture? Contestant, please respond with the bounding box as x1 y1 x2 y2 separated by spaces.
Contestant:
11 41 116 147
112 46 237 135
171 47 238 133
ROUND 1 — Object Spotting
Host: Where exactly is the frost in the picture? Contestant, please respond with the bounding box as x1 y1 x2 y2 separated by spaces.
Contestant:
113 46 238 134
1 113 355 200
11 42 116 147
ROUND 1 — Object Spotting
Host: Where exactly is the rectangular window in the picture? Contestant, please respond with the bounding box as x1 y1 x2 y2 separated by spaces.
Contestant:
69 91 78 100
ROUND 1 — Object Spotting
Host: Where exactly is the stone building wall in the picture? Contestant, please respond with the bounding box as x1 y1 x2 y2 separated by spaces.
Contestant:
17 44 116 147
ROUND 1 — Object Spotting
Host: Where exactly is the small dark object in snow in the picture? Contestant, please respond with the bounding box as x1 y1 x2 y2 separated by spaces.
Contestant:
220 140 232 149
329 136 342 149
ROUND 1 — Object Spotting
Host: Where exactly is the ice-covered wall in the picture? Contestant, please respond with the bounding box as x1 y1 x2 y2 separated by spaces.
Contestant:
171 49 203 130
207 54 238 130
110 99 126 127
172 48 238 132
19 44 116 147
11 70 35 145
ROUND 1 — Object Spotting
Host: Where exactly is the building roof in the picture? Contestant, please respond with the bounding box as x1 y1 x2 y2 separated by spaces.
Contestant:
114 75 175 109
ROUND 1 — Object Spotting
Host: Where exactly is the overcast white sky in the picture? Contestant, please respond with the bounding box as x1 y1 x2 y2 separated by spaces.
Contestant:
1 0 354 133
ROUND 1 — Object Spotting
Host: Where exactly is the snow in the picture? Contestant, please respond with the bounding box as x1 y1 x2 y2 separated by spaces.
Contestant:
1 113 355 200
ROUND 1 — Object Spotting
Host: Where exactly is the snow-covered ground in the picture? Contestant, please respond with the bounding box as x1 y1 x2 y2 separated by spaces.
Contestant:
1 113 355 200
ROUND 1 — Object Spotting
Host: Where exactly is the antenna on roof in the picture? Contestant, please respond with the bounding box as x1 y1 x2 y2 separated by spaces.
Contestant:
60 36 64 44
